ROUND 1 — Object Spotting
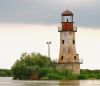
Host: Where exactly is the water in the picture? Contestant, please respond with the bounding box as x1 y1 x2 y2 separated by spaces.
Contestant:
0 77 100 86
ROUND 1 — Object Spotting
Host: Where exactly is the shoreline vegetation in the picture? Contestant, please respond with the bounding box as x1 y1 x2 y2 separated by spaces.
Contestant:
1 52 100 80
0 69 11 77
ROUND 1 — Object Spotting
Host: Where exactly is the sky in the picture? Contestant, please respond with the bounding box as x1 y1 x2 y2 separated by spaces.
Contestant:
0 0 100 69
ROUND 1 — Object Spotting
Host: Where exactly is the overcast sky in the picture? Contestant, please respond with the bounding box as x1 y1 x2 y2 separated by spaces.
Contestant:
0 0 100 69
0 0 100 27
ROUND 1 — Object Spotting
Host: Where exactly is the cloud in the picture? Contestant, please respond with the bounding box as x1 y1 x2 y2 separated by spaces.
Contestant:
0 0 100 28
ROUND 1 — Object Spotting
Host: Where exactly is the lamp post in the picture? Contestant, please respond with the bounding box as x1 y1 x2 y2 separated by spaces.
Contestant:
46 41 52 57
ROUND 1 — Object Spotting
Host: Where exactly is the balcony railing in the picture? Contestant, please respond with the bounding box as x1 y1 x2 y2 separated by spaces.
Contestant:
77 59 83 64
65 59 83 64
73 26 77 32
58 26 77 32
58 26 62 32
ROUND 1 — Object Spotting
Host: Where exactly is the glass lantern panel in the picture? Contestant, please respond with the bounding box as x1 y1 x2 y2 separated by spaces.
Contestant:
62 16 73 22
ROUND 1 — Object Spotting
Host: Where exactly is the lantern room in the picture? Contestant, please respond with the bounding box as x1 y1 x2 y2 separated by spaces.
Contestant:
61 10 73 22
59 10 76 32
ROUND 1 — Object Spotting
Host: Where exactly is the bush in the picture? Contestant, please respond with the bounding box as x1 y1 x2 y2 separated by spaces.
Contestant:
80 69 100 80
11 52 54 80
96 74 100 79
47 73 61 80
78 74 88 80
0 69 12 77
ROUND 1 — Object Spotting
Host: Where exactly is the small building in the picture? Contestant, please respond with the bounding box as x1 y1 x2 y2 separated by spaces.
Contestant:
56 10 83 74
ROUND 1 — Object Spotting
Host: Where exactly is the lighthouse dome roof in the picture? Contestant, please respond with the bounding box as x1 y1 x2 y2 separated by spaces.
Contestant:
62 10 73 16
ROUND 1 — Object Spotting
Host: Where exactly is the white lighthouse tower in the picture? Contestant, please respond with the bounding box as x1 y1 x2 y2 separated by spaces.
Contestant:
57 10 82 74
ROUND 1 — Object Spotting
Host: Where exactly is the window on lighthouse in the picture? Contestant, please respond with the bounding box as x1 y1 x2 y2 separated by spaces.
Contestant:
61 56 63 60
74 56 76 60
73 40 75 44
68 16 73 22
62 40 64 44
62 16 73 22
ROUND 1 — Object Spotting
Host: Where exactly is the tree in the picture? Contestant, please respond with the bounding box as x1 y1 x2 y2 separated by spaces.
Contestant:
11 52 53 80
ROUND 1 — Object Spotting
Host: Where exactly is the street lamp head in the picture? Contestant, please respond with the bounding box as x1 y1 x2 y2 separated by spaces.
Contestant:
49 41 51 44
46 42 48 44
46 41 52 44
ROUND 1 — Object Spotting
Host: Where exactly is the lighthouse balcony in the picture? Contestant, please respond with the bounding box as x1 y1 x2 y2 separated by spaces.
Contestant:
73 26 77 32
65 59 83 64
58 26 77 32
76 59 83 64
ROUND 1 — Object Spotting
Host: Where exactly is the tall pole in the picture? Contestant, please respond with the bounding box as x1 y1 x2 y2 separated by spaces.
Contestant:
46 41 51 57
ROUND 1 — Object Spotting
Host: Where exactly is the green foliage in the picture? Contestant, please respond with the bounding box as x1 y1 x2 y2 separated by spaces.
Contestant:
79 69 100 80
11 52 53 80
39 67 78 80
0 69 12 77
96 74 100 79
47 72 60 80
78 74 88 80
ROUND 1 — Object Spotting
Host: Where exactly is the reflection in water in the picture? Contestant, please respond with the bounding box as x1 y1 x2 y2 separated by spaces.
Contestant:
59 80 80 86
1 77 100 86
22 81 60 86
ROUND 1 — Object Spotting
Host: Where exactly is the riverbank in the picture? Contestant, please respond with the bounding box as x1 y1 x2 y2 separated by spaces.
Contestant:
1 68 100 80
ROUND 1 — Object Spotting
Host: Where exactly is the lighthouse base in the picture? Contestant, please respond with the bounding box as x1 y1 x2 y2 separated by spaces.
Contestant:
55 63 80 74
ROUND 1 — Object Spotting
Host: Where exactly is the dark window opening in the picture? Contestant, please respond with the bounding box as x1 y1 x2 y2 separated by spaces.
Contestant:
67 19 68 22
61 56 63 60
62 40 64 44
74 56 76 60
73 40 75 44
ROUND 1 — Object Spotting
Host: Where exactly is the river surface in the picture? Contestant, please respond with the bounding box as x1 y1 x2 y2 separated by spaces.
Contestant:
0 77 100 86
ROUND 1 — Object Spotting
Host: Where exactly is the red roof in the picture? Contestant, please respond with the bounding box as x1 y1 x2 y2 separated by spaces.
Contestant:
62 10 73 16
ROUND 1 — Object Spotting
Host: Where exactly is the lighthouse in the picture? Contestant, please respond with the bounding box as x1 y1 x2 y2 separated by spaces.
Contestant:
57 10 82 74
